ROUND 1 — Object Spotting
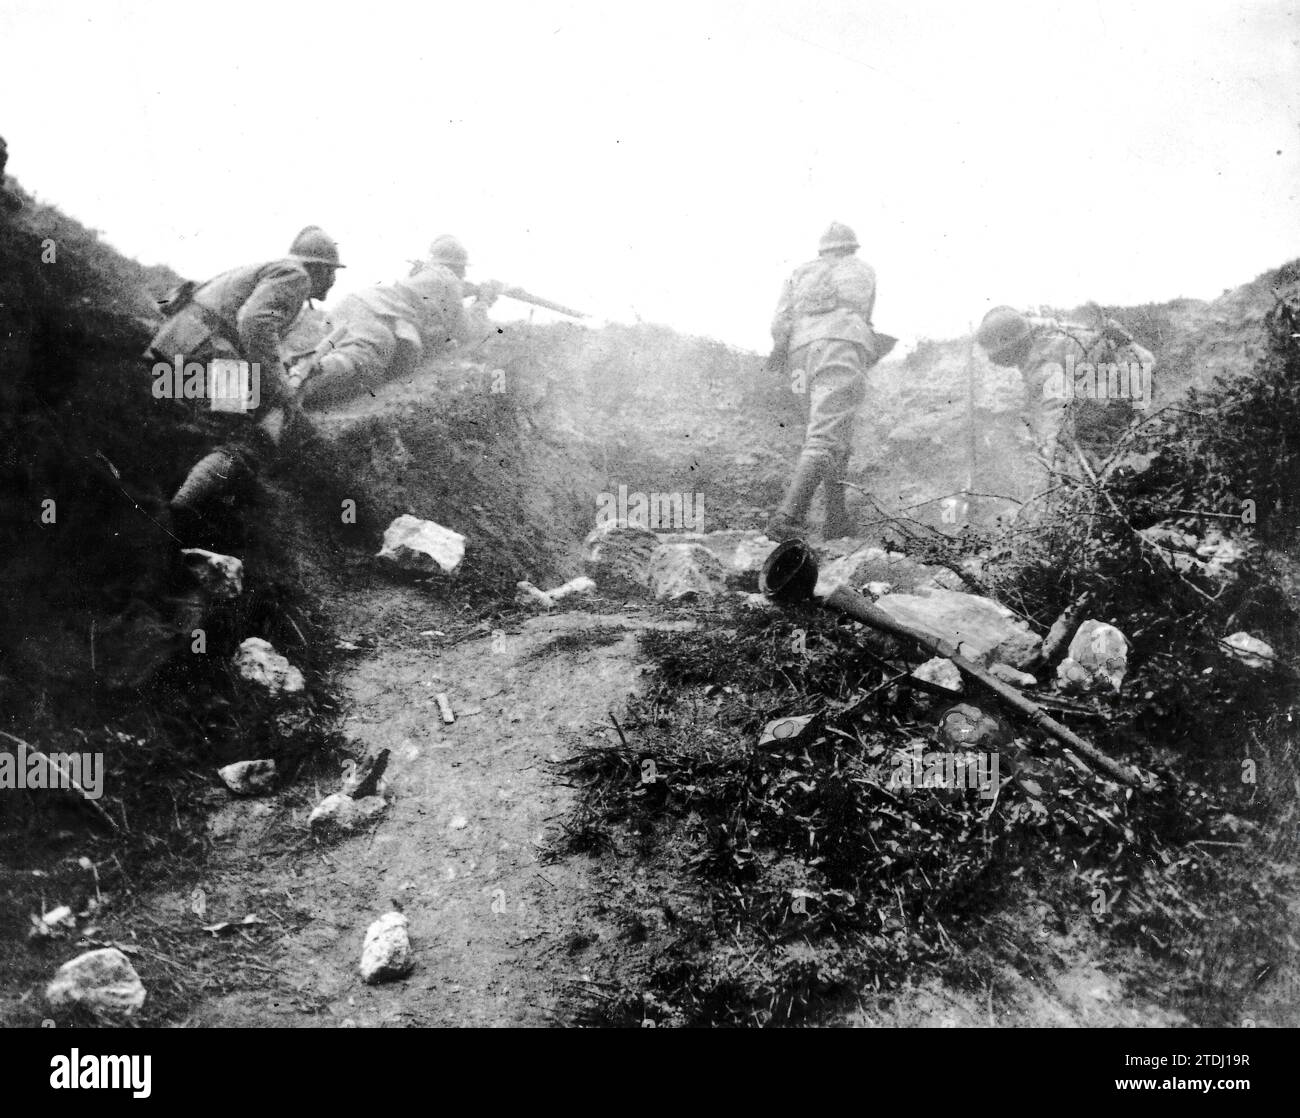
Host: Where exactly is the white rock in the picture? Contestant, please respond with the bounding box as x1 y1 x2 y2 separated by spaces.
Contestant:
45 948 146 1016
816 546 939 596
912 657 963 692
1223 632 1275 670
180 548 244 599
360 912 414 984
875 590 1042 669
1067 620 1129 693
864 581 893 598
308 793 387 835
938 704 1009 749
990 662 1038 688
217 759 277 795
1055 657 1095 694
549 576 597 601
647 543 728 601
376 514 466 574
515 581 556 609
758 715 816 746
233 637 305 694
515 576 597 610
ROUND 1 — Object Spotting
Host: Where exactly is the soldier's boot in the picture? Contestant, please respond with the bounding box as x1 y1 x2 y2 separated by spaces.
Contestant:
766 452 827 540
169 449 244 543
821 453 855 539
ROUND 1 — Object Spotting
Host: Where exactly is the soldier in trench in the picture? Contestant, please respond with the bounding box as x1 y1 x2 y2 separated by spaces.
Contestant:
766 221 894 540
288 234 501 409
145 225 344 540
975 305 1155 474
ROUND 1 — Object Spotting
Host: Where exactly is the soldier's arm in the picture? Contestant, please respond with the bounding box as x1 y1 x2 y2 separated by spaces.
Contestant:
236 263 311 404
316 321 399 382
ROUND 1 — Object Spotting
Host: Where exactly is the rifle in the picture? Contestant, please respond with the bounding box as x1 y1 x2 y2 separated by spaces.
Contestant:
462 280 588 319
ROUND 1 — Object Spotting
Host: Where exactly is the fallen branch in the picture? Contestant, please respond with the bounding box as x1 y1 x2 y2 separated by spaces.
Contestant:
819 586 1150 788
0 729 122 832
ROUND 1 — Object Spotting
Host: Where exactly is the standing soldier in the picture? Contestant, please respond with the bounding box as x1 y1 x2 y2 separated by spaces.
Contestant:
767 221 894 540
975 306 1155 471
290 234 499 409
147 226 343 535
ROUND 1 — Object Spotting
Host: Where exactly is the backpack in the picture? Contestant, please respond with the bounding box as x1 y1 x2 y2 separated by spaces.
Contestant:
157 279 198 319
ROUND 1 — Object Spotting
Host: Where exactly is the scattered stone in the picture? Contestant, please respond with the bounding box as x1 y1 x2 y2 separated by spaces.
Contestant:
758 714 817 747
938 704 1011 750
29 905 76 941
647 543 728 601
739 591 777 611
989 662 1038 688
376 514 466 574
515 576 597 610
341 749 390 799
45 948 146 1017
582 522 661 590
1223 632 1275 671
308 793 386 836
180 548 244 599
815 545 940 596
549 575 597 601
1067 620 1129 693
874 590 1042 669
360 912 415 984
911 657 963 693
731 534 779 580
1055 658 1096 694
233 637 305 695
217 759 277 796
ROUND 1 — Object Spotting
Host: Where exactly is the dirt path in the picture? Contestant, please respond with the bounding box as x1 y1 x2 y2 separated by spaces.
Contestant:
186 592 689 1027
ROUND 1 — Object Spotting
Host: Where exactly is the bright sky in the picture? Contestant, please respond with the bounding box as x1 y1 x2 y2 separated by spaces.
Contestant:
2 0 1297 349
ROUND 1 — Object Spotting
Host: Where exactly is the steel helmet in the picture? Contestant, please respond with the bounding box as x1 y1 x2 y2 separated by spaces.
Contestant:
818 221 859 254
977 306 1031 359
288 226 345 268
428 234 469 271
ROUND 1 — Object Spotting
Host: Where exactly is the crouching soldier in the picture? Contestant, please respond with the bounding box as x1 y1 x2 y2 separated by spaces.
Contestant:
766 222 894 540
146 226 343 536
975 305 1155 471
290 234 498 409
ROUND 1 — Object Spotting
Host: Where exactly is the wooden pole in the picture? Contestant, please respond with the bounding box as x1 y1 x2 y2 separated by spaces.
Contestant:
819 586 1149 788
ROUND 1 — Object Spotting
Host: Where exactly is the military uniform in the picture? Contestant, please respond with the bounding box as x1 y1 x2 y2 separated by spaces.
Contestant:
1017 316 1154 467
295 263 467 408
149 257 312 409
767 223 887 538
148 226 342 528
